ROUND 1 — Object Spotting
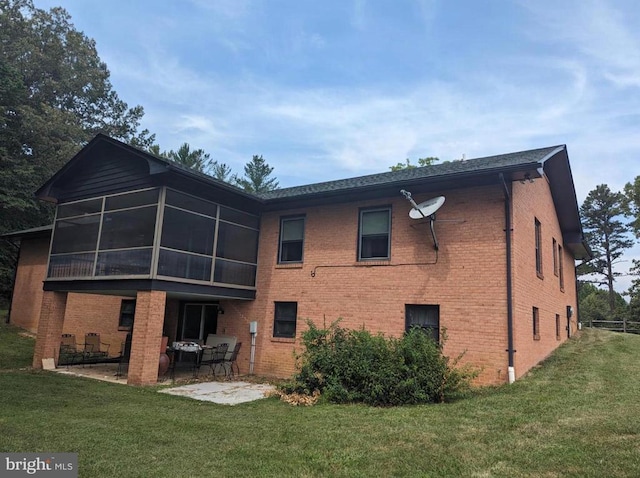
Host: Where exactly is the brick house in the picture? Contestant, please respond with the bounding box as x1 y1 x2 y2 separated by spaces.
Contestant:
5 134 589 386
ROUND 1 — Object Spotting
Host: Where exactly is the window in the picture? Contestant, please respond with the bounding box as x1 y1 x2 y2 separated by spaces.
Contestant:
279 216 305 263
535 219 543 278
555 314 561 340
119 300 136 330
558 245 565 291
405 305 440 343
552 238 558 276
359 207 391 260
533 307 540 340
273 302 297 338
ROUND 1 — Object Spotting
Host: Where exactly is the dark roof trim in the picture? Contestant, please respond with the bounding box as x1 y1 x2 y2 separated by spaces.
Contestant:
43 278 256 300
35 134 262 204
1 225 53 240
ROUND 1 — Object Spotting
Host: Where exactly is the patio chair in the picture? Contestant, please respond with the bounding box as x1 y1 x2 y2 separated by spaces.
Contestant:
223 342 242 378
208 343 229 378
59 334 81 366
84 333 110 362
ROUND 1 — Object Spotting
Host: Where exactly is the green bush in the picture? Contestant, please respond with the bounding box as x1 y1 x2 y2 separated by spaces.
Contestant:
280 320 476 406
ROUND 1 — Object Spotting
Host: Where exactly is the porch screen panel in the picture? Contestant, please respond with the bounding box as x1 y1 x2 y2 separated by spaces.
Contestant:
214 259 256 287
47 189 160 280
99 206 157 250
160 207 216 255
157 249 212 281
216 222 259 263
220 206 260 229
51 215 101 254
96 249 153 276
56 198 102 219
48 253 95 278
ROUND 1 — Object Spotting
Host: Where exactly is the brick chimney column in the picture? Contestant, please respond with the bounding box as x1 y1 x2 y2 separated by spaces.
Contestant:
127 290 166 385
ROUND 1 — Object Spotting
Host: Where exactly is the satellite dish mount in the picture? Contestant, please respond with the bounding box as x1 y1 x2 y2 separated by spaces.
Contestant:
400 190 445 250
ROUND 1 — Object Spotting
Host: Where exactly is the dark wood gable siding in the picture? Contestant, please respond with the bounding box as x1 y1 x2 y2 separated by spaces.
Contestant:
54 143 157 202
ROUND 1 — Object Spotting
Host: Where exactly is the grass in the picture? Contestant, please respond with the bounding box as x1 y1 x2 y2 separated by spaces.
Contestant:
1 324 639 477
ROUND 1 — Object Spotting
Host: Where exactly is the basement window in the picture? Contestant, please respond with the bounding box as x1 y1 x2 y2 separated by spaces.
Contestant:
119 299 136 331
405 305 440 343
273 302 297 338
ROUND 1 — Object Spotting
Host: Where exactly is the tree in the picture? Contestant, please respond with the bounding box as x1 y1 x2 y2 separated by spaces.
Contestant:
624 176 640 237
148 142 234 181
234 155 279 193
389 157 439 172
579 184 634 314
626 260 640 320
0 0 154 303
166 143 212 173
211 162 233 182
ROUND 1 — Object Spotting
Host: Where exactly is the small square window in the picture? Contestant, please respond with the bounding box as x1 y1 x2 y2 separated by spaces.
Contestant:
359 207 391 260
119 299 136 330
273 302 297 338
405 304 440 343
279 217 305 263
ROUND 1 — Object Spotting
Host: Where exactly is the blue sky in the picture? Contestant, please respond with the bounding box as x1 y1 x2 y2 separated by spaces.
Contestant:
34 0 640 290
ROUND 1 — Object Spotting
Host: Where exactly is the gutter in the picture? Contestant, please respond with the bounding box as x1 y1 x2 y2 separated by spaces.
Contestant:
499 173 516 384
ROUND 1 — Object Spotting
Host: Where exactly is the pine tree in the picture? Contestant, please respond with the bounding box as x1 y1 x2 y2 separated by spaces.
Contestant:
579 184 633 315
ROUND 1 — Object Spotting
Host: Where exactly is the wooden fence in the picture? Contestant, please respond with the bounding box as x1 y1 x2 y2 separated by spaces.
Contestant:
588 319 640 334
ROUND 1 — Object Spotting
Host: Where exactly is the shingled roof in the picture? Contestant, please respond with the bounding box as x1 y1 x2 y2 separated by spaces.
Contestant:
259 145 563 200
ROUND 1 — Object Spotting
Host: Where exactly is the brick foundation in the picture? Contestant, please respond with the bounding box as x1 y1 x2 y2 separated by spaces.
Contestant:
33 291 68 368
127 291 166 385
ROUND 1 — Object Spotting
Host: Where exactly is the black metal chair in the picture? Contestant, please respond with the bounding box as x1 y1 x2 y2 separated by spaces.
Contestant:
208 343 228 378
223 342 242 378
59 333 82 366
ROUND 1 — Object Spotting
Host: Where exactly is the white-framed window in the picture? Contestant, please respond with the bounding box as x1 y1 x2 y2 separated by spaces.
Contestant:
278 216 305 263
358 207 391 260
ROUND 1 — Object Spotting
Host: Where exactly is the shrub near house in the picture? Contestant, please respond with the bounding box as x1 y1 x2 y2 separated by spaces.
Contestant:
279 321 476 406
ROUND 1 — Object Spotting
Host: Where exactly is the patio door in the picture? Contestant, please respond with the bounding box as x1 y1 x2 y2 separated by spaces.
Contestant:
181 304 218 342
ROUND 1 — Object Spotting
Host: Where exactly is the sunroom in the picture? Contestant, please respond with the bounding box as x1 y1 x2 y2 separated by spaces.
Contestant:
32 134 262 385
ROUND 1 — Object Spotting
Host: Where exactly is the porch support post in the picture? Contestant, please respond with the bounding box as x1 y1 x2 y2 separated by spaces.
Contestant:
33 291 68 368
127 290 167 386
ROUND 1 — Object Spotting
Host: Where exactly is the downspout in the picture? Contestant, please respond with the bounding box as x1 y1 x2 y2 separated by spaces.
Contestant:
499 174 516 384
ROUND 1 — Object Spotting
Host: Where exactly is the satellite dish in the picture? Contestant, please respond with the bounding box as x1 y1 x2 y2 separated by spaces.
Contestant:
409 196 445 219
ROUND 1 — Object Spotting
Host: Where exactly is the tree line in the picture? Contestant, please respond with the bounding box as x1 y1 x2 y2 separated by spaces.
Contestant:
578 180 640 324
0 0 277 305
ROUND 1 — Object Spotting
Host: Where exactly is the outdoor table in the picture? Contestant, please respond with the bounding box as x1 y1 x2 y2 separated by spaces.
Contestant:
167 342 214 380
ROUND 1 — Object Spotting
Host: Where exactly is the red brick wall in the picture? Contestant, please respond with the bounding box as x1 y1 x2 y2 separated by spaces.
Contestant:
226 185 513 384
15 177 578 385
33 291 67 367
9 236 48 333
511 176 578 379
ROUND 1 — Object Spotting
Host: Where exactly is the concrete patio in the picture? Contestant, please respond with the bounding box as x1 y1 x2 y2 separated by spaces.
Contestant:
50 363 276 405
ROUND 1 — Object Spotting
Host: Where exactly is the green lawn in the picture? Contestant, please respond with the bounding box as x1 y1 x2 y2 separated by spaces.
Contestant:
1 324 639 477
